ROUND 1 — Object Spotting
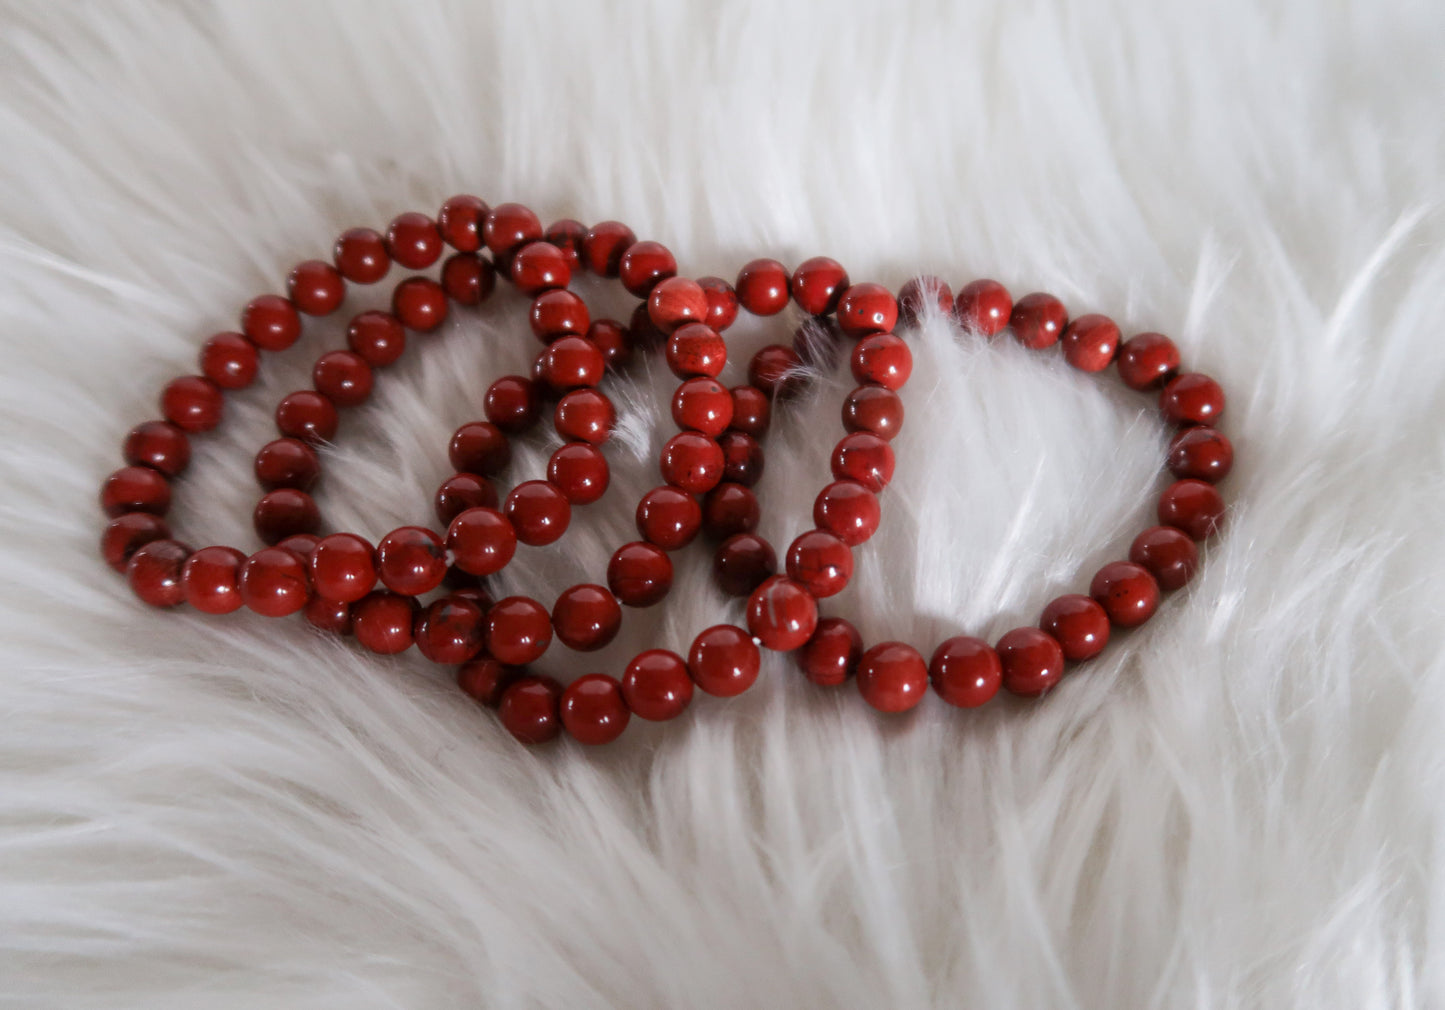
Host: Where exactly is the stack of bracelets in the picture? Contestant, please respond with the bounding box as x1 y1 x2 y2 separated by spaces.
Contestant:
99 195 1232 747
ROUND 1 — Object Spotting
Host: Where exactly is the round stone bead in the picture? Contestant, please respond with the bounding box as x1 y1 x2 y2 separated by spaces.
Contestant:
587 318 633 370
665 323 726 378
102 513 171 572
607 542 673 607
126 539 190 608
346 310 406 367
554 389 614 444
841 385 904 440
1160 373 1226 427
1060 314 1120 372
836 282 899 338
253 488 319 545
618 240 677 297
851 333 912 391
529 289 590 342
101 465 171 517
1128 525 1199 591
333 227 390 284
241 294 301 351
1010 292 1067 349
701 483 759 541
647 276 709 334
309 532 376 603
539 336 604 391
181 545 247 614
442 253 494 305
688 624 761 697
275 390 338 444
798 617 863 687
552 584 622 652
1039 594 1111 662
239 546 311 617
1158 479 1226 540
385 212 443 269
698 276 739 331
636 485 702 550
671 377 733 437
499 676 564 745
1116 333 1181 390
199 332 259 390
254 438 319 491
511 240 571 295
486 596 553 665
391 276 448 331
287 259 346 315
1167 426 1234 482
735 258 791 315
718 431 764 487
929 636 1002 708
660 432 725 494
547 442 609 504
830 432 895 492
410 596 485 665
484 376 542 433
813 479 881 546
311 350 373 407
351 590 418 654
434 473 498 526
543 218 586 269
746 575 818 652
785 529 853 598
576 219 633 276
504 480 571 546
898 276 954 325
856 642 929 713
1089 561 1161 627
438 194 489 251
997 627 1066 697
559 674 631 746
448 421 511 475
713 533 777 597
457 656 522 708
123 420 190 477
748 344 804 399
729 386 772 437
955 279 1012 336
622 650 694 721
376 526 447 596
161 376 223 433
481 203 543 258
791 257 849 316
446 507 517 576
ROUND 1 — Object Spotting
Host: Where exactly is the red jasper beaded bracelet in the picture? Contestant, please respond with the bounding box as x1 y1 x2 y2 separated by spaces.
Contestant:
101 196 1232 747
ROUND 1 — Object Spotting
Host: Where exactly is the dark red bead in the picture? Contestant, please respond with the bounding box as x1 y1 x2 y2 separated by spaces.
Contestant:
1128 525 1199 591
305 597 352 636
199 332 259 390
376 526 447 596
484 376 542 433
856 642 928 713
286 259 346 315
1010 292 1067 349
449 421 511 475
636 485 702 550
718 431 764 487
627 301 666 349
333 227 390 284
813 479 880 546
831 432 895 492
554 389 614 445
161 376 223 433
441 253 495 305
543 218 586 269
836 282 899 337
182 545 247 614
352 590 418 654
729 385 772 437
309 532 376 603
791 256 849 316
666 323 726 378
414 596 487 665
622 650 693 721
618 240 677 297
660 431 725 494
607 542 673 607
1116 332 1180 390
435 473 498 527
484 203 544 257
498 676 562 744
547 442 609 505
438 194 489 252
102 513 170 572
688 624 760 697
1160 373 1226 427
955 279 1012 337
241 294 301 351
929 636 1002 708
346 310 406 367
748 344 804 398
100 465 170 517
841 385 905 440
392 276 448 332
126 539 190 608
239 546 311 617
446 507 516 576
1040 594 1111 662
648 276 709 334
311 350 373 407
559 674 630 745
711 533 774 597
275 390 337 444
735 258 791 316
486 596 552 665
552 584 622 652
998 627 1065 697
587 318 633 369
254 438 319 491
253 488 319 545
504 480 571 546
275 533 320 564
701 483 758 541
1167 427 1234 482
1158 479 1226 540
581 220 636 277
671 377 733 437
510 240 571 296
798 617 862 687
1060 313 1120 372
457 656 522 708
123 420 190 477
529 289 590 342
897 276 954 325
746 575 817 651
785 529 853 598
540 335 604 390
1089 561 1160 627
385 212 443 269
851 333 912 391
697 276 740 331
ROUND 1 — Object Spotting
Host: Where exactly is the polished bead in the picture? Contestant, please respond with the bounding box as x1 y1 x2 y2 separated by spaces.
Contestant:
1158 478 1226 540
929 636 1002 708
841 385 905 440
253 488 319 545
352 590 418 654
666 323 727 378
180 545 246 614
376 526 447 596
671 377 733 437
688 624 761 697
287 259 346 315
798 617 862 687
552 584 622 652
648 276 709 334
240 546 311 617
1160 373 1226 426
333 227 390 284
701 482 759 541
311 350 373 407
543 218 586 269
851 333 912 391
581 220 636 276
385 212 443 269
123 420 190 477
698 276 740 330
414 596 487 665
275 533 320 564
547 442 609 504
305 596 352 635
748 344 804 398
898 276 954 325
275 390 337 444
199 332 259 390
504 480 571 546
997 627 1065 697
607 541 673 607
735 258 791 315
434 472 498 526
1089 561 1160 627
125 539 189 608
161 375 223 433
254 437 319 491
1128 525 1199 591
498 676 562 744
812 479 880 546
559 674 630 745
554 388 615 445
457 655 522 708
346 310 406 367
485 596 552 665
636 485 702 550
729 385 772 437
587 318 633 369
1040 594 1111 662
791 256 849 316
746 575 817 651
391 276 448 331
241 294 302 351
1060 313 1120 372
102 512 170 572
785 529 853 598
713 533 777 597
1167 426 1234 482
1116 332 1180 390
660 431 725 493
830 432 895 492
954 279 1013 337
529 289 590 341
1010 292 1067 349
483 203 544 257
856 642 928 713
445 507 517 576
836 282 899 337
510 240 571 295
618 240 677 297
540 335 605 390
448 421 511 475
438 194 489 251
482 376 541 434
101 465 170 517
441 253 495 305
622 649 693 721
309 532 376 603
718 431 764 487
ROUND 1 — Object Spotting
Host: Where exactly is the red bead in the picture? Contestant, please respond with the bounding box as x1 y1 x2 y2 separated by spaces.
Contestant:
510 240 572 295
831 432 895 492
718 431 764 487
434 473 498 526
1060 313 1120 372
438 194 489 252
813 479 880 546
708 532 774 596
441 253 495 305
552 584 622 652
540 335 605 390
841 385 905 440
997 627 1065 697
735 258 791 315
457 656 522 708
748 344 803 399
311 350 373 407
449 421 511 475
446 507 516 576
287 259 346 315
486 596 552 665
1089 561 1160 627
1160 373 1226 426
622 650 694 721
836 282 899 337
384 212 442 269
346 310 406 367
607 542 673 607
333 227 390 284
618 240 677 297
123 420 190 477
587 318 633 369
898 276 954 325
666 323 727 378
628 301 666 349
254 437 319 491
241 294 302 351
746 575 817 652
498 676 562 745
547 442 609 504
392 276 448 331
1128 525 1199 591
529 289 590 342
1040 594 1111 662
554 389 614 445
798 617 863 687
1009 292 1067 349
701 483 759 541
309 533 376 603
275 533 320 564
199 332 259 390
102 513 170 572
305 597 352 635
1158 478 1226 540
671 377 733 437
729 385 772 437
851 333 912 391
275 390 337 444
581 220 636 276
484 203 544 258
698 276 740 331
414 596 487 665
660 431 725 494
636 485 702 550
181 545 247 614
100 465 170 517
856 642 929 713
376 526 447 596
785 529 853 598
484 376 541 433
1116 332 1180 390
688 624 761 697
544 218 586 269
239 546 311 617
352 591 418 654
955 279 1013 337
929 636 1002 708
161 376 223 433
1167 426 1233 482
647 276 709 334
560 674 630 745
504 480 571 546
791 256 849 316
126 539 190 608
253 488 319 545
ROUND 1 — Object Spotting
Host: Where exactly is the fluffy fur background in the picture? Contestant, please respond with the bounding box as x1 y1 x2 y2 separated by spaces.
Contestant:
3 2 1443 1007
